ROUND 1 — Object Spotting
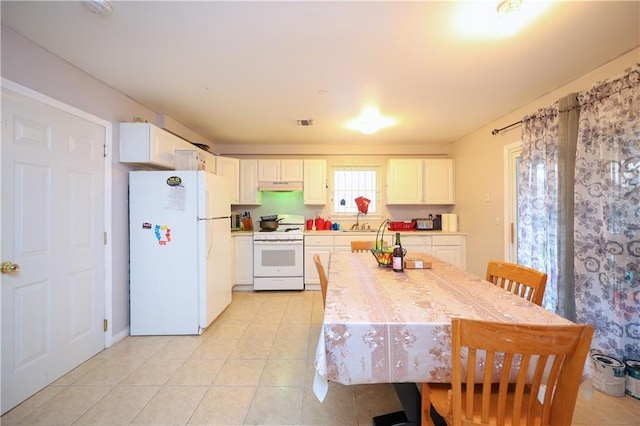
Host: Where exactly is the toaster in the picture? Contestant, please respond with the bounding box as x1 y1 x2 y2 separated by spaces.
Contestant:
414 215 442 230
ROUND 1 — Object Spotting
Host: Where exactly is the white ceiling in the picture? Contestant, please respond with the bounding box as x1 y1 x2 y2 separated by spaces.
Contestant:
2 1 639 147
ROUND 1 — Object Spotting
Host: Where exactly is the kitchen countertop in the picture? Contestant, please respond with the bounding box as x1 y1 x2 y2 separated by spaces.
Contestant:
231 230 467 236
303 230 467 235
231 230 254 236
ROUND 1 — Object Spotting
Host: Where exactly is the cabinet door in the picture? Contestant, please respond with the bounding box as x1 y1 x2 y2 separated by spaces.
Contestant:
239 159 261 205
216 156 240 204
304 246 332 285
120 122 175 169
401 235 432 256
387 159 423 204
432 246 464 269
432 235 466 270
149 125 177 167
233 236 254 285
281 160 304 181
424 159 455 204
303 159 326 205
258 159 281 181
304 235 333 285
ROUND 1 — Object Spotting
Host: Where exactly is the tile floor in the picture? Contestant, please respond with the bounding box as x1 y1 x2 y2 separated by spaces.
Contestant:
2 290 639 425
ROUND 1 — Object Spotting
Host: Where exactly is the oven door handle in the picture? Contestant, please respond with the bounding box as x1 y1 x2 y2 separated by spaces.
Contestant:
254 240 303 245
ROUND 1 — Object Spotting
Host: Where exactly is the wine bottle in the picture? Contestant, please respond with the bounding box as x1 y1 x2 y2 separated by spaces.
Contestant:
392 232 404 272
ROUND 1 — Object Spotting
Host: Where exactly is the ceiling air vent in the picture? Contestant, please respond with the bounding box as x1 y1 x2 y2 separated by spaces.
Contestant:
296 119 314 126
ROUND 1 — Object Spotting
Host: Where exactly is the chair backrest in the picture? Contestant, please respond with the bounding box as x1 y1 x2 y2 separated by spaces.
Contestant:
450 318 593 426
485 261 548 306
313 254 328 307
351 240 373 252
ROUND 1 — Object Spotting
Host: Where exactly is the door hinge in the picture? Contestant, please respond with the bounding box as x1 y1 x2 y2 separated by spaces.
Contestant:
103 319 108 332
104 232 107 245
510 222 515 245
103 145 108 158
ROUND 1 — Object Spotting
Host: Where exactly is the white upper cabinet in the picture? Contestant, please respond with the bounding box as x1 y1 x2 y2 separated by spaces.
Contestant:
239 159 262 205
303 159 327 205
386 159 455 205
119 122 177 169
119 122 216 171
386 159 424 204
215 156 240 204
258 159 303 181
423 159 455 204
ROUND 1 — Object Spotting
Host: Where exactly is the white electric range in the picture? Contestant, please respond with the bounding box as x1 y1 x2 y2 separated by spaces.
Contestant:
252 215 305 290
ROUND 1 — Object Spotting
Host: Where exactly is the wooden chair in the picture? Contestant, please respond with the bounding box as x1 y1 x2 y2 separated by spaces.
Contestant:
313 254 328 307
421 318 593 426
351 240 373 252
485 261 548 306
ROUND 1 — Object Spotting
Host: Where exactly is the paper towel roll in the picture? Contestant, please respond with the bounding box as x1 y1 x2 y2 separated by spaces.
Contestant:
447 213 458 232
441 214 449 232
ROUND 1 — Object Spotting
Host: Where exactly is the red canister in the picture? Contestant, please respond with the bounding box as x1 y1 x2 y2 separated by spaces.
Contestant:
306 219 313 230
315 217 325 231
324 220 332 230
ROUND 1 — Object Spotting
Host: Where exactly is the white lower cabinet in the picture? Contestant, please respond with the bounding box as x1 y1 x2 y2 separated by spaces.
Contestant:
302 232 466 288
431 235 466 270
399 234 433 256
304 235 333 287
233 234 254 286
333 235 363 253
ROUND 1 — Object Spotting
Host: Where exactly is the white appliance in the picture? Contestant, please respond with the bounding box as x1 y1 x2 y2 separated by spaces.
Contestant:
128 170 232 335
253 214 305 290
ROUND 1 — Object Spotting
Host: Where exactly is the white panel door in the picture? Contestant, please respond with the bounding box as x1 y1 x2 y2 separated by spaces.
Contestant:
1 89 106 414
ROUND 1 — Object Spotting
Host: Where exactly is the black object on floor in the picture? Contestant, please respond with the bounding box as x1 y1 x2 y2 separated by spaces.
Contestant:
372 410 409 425
430 403 447 426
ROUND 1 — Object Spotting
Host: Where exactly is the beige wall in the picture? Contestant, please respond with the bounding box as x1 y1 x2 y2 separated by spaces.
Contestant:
450 47 640 278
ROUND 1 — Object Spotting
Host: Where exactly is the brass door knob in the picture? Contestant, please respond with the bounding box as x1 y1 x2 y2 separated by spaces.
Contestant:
0 262 20 274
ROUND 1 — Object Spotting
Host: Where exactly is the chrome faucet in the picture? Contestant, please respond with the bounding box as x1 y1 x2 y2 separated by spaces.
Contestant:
351 212 362 230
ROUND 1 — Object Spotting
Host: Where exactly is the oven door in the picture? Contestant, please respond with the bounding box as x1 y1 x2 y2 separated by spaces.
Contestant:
253 241 304 278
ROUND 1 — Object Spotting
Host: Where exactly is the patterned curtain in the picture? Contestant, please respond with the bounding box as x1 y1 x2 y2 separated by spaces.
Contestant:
574 64 640 361
517 104 560 312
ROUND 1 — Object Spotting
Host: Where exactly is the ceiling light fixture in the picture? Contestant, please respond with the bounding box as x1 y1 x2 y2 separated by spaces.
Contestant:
496 0 522 16
345 106 397 135
82 0 113 15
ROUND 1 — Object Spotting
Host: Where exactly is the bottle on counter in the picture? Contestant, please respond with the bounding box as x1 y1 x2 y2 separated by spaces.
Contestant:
392 232 404 272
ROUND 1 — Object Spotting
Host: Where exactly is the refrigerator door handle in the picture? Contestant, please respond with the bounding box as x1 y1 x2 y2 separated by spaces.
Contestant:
197 215 231 221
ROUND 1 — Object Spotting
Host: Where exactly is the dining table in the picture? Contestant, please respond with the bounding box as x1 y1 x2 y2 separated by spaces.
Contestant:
312 252 575 425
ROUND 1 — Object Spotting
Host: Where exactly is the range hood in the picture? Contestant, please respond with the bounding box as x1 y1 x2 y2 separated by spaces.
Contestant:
258 181 303 192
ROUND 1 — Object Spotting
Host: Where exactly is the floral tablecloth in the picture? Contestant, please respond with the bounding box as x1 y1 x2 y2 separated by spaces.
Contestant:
313 252 573 402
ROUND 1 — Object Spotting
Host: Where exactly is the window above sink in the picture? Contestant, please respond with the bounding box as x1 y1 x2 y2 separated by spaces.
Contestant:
331 165 380 218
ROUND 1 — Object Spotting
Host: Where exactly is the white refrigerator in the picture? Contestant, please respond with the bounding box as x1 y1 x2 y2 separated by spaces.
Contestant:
128 170 232 335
